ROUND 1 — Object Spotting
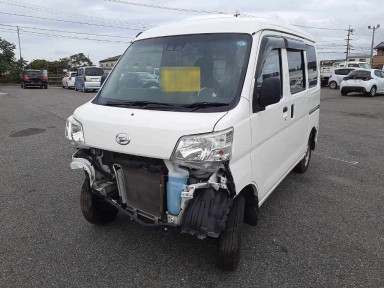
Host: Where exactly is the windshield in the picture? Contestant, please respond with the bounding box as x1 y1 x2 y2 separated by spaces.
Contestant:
346 70 371 79
94 34 252 112
85 67 104 76
25 70 42 76
359 63 371 69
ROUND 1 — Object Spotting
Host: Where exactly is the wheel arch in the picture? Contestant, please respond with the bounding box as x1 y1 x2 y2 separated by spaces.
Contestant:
310 127 318 151
238 184 259 226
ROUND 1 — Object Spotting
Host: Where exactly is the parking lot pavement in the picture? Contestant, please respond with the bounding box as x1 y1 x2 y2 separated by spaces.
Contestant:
0 85 383 287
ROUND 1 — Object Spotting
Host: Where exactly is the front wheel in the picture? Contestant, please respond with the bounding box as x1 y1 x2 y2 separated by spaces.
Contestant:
217 195 245 271
329 81 337 89
341 90 348 96
367 86 376 97
80 178 119 225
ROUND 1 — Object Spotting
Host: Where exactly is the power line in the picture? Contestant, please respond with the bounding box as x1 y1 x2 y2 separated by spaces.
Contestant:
0 0 151 28
0 26 131 43
104 0 349 31
104 0 228 14
0 11 144 31
0 23 134 39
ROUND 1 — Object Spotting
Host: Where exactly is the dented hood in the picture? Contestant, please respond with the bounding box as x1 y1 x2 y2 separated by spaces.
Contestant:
73 102 227 159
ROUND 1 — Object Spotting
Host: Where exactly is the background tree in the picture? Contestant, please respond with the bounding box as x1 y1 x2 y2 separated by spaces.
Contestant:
0 37 16 77
68 53 93 70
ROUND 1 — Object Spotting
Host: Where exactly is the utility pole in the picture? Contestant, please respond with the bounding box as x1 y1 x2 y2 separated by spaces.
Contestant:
368 24 380 67
17 26 23 70
345 25 354 64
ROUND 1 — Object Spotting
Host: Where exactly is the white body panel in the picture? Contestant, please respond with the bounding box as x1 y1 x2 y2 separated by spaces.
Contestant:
74 103 226 159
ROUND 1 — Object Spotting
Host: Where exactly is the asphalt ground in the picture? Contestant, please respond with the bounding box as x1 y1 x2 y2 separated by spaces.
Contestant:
0 85 383 287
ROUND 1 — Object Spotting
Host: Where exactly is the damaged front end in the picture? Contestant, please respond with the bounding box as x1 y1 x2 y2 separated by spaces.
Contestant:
70 128 235 239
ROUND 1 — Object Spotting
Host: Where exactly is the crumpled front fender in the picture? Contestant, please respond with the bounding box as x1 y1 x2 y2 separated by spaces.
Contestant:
70 151 96 186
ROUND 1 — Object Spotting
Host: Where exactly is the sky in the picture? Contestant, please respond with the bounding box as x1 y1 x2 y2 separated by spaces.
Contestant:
1 0 384 64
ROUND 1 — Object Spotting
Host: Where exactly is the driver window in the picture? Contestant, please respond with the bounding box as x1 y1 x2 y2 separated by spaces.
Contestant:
256 49 282 98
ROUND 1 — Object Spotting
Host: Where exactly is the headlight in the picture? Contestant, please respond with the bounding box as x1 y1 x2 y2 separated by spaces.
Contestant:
170 128 233 172
65 115 86 147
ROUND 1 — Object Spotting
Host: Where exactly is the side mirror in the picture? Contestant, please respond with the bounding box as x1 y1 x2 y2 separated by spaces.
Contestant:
258 77 281 108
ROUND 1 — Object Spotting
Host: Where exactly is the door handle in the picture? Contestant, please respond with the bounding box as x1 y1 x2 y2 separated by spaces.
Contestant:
283 106 288 113
291 104 295 118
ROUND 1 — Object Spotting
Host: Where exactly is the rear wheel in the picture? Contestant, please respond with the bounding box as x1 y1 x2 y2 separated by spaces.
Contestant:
295 137 312 174
80 178 119 225
367 86 376 97
341 90 348 96
329 81 337 89
217 195 245 271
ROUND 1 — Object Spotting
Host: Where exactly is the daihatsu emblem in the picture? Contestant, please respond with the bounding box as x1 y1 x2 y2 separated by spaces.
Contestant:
116 133 131 145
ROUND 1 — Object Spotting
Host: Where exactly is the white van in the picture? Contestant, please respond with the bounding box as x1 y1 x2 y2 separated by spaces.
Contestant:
65 16 320 271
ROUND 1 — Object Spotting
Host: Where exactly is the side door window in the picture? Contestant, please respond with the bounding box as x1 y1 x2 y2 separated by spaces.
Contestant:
305 45 318 88
256 49 282 98
287 50 306 94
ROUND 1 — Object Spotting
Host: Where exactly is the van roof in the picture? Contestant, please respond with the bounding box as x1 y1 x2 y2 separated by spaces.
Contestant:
136 15 314 43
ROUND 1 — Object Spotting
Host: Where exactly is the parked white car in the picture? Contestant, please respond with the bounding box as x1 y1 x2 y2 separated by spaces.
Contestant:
65 16 320 271
328 68 355 89
340 69 384 96
62 71 77 89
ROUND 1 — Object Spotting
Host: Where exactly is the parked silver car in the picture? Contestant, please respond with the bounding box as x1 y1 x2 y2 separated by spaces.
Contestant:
328 68 355 89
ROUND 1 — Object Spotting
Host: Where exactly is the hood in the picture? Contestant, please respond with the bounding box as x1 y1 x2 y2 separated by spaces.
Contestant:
73 102 227 159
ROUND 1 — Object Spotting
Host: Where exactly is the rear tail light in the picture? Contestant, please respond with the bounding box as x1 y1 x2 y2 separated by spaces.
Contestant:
84 75 86 82
69 77 72 81
43 76 47 81
24 75 29 80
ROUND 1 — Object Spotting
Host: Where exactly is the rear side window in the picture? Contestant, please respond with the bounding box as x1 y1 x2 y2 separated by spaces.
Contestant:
256 49 282 97
305 45 317 88
71 73 77 77
287 50 305 94
334 69 342 75
374 70 383 78
85 67 104 76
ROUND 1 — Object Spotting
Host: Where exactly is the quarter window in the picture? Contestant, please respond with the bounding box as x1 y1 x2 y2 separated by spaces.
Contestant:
305 45 318 88
256 49 282 97
374 70 383 78
287 50 305 94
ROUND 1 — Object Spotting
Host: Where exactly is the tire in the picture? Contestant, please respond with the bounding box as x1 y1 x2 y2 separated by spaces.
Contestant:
217 195 245 271
80 178 119 225
294 137 312 173
367 86 376 97
341 90 348 96
22 83 26 89
329 81 337 89
44 85 48 89
62 83 65 88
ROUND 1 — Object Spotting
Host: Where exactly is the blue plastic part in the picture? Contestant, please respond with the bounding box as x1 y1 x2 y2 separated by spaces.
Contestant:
167 176 187 215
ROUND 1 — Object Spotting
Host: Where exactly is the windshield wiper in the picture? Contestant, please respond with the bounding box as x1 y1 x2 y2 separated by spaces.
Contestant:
103 101 175 108
182 102 229 111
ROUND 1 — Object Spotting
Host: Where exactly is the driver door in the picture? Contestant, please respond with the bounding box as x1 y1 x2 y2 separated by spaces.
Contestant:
250 34 290 203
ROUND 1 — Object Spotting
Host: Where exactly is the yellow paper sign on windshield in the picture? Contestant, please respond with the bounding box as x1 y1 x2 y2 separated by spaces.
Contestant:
160 67 200 92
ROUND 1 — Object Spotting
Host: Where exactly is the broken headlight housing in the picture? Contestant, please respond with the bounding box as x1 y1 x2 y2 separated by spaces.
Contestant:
171 128 233 172
65 115 86 147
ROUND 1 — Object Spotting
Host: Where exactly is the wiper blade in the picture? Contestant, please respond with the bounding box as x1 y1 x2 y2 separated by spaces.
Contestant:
103 101 175 108
182 102 229 110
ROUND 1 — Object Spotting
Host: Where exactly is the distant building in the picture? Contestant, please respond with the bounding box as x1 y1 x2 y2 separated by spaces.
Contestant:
372 42 384 69
99 55 121 68
346 53 371 64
